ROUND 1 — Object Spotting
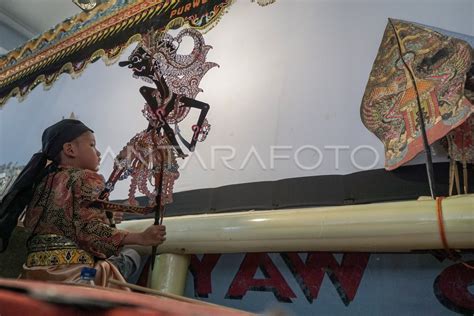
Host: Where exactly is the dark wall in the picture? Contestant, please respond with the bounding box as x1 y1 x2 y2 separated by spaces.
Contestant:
124 162 472 219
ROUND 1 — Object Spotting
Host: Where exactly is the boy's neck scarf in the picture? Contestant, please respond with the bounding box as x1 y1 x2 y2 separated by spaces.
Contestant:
0 119 93 251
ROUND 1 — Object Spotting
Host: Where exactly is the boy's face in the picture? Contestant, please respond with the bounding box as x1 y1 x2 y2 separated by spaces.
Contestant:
63 131 101 171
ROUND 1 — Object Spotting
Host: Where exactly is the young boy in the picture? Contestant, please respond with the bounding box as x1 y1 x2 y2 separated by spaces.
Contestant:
0 119 165 287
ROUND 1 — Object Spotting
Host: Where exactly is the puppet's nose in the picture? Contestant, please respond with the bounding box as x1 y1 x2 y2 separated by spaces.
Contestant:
118 60 131 67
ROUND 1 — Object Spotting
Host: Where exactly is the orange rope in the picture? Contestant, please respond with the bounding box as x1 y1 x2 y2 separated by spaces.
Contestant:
460 261 474 269
435 197 474 269
436 197 451 256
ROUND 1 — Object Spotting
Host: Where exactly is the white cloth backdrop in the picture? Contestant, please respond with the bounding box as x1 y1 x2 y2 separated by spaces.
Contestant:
1 0 472 200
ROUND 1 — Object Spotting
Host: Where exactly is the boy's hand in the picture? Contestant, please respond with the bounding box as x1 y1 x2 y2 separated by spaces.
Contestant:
113 212 124 224
140 225 166 246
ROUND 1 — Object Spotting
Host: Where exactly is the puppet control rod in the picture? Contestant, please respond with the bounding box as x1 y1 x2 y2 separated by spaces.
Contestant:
389 18 437 199
97 130 167 270
151 144 166 270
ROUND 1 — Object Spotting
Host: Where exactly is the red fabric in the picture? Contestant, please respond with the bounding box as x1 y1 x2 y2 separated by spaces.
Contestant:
0 278 251 316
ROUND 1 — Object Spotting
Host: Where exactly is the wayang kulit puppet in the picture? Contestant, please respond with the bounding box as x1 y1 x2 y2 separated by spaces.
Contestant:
360 19 473 197
92 29 218 239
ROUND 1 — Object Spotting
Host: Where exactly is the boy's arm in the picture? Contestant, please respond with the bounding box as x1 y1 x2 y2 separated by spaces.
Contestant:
88 200 154 215
74 170 165 257
122 225 166 246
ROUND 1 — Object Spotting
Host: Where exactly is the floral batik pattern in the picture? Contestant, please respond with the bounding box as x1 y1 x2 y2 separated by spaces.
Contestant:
24 167 128 259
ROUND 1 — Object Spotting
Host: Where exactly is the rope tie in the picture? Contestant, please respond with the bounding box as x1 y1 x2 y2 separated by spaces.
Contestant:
436 197 474 270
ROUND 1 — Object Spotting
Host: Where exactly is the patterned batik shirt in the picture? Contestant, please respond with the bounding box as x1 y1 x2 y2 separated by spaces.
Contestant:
24 166 128 259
